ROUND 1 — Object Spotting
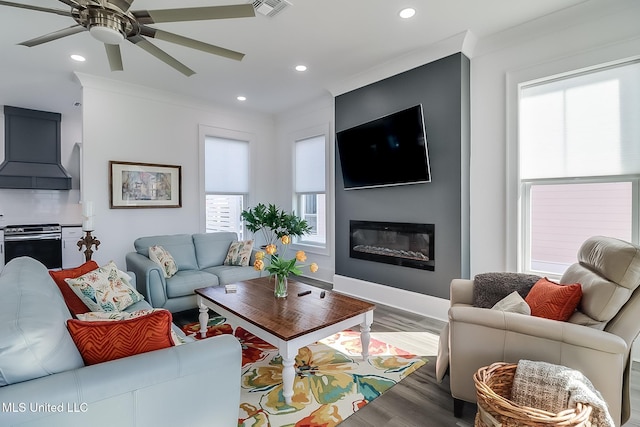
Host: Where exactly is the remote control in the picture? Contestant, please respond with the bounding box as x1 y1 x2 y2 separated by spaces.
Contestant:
297 290 312 296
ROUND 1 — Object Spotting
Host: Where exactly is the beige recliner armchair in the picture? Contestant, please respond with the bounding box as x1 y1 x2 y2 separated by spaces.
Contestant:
437 236 640 426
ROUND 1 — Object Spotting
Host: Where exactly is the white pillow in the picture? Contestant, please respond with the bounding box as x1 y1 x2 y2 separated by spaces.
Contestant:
491 291 531 315
149 245 178 278
65 261 144 312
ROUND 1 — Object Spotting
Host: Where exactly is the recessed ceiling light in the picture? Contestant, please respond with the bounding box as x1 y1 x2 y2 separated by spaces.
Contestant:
399 8 416 19
295 65 307 72
237 96 247 101
70 54 86 62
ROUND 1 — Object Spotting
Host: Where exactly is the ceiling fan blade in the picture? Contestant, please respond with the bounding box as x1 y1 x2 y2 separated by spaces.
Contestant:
0 0 72 18
140 27 244 61
128 36 195 77
105 44 123 71
105 0 135 13
132 4 255 24
19 25 86 47
57 0 79 7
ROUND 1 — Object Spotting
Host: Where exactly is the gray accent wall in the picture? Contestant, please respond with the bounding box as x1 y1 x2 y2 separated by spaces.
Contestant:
334 53 470 299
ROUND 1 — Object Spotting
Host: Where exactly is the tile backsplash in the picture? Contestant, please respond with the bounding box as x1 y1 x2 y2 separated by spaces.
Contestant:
0 189 82 226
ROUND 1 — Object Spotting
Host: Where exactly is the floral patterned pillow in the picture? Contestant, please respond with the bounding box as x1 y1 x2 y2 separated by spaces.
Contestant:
223 240 254 267
64 261 144 312
149 245 178 278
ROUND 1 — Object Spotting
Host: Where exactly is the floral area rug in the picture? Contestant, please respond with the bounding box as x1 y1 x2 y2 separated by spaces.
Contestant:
182 317 427 427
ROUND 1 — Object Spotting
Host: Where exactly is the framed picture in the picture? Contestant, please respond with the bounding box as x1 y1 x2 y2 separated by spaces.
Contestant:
109 161 182 209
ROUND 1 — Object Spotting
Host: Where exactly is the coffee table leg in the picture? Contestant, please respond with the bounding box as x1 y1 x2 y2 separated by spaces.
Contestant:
198 299 209 339
280 345 296 405
360 310 374 359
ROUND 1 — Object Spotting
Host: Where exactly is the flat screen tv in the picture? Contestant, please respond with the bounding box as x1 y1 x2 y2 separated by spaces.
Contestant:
336 104 431 190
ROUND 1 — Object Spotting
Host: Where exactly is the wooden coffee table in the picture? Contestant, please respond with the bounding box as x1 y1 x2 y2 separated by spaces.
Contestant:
195 277 375 405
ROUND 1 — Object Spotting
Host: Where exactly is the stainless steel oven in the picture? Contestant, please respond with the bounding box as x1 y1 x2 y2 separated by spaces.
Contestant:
4 224 62 269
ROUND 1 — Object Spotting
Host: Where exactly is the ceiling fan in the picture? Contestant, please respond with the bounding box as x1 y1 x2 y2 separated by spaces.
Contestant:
0 0 256 76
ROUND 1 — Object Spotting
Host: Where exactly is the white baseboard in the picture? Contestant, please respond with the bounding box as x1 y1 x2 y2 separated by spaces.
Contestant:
332 274 449 322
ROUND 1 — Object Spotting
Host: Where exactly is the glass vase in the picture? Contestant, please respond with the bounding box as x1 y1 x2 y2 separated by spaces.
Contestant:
273 273 288 298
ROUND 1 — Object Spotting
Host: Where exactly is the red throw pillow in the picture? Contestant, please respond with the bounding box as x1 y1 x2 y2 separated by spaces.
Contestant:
67 309 174 365
525 277 582 321
49 260 99 317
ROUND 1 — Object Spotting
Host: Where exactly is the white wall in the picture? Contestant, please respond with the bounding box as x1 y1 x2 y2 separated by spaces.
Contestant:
76 73 277 268
275 95 335 283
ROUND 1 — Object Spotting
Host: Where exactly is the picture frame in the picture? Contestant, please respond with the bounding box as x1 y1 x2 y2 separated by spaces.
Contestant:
109 161 182 209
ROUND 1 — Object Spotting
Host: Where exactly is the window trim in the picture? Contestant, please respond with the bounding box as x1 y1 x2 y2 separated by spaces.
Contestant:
507 55 640 272
290 124 330 255
199 124 253 234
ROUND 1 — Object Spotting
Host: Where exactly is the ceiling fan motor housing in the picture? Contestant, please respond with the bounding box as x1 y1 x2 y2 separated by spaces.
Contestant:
77 6 137 45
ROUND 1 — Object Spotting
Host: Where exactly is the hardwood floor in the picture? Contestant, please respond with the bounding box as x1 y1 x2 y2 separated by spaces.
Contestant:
176 279 640 426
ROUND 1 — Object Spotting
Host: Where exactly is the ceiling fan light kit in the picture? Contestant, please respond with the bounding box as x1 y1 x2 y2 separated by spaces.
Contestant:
1 0 256 75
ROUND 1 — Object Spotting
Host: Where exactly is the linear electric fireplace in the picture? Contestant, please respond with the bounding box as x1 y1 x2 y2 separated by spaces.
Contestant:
350 220 434 271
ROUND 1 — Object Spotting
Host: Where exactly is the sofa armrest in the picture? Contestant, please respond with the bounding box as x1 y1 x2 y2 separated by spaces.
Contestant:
448 305 626 424
0 334 241 427
450 278 474 306
125 252 167 308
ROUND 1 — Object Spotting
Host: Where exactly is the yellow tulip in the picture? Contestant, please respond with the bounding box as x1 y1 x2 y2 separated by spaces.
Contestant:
281 235 291 245
265 244 277 255
310 263 319 273
255 251 265 260
254 259 264 271
295 250 307 262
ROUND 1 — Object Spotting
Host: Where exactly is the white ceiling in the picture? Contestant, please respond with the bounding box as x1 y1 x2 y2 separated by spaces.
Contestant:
0 0 590 115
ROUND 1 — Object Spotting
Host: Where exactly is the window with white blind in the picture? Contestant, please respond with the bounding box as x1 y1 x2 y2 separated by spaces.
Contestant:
518 60 640 276
295 134 326 246
204 136 250 239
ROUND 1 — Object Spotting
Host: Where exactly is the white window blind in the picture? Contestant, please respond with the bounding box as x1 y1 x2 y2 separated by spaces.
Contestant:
520 61 640 180
205 136 249 193
295 135 325 193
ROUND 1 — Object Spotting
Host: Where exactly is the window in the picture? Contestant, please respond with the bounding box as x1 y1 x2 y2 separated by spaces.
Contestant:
204 136 250 239
518 60 640 276
295 135 326 246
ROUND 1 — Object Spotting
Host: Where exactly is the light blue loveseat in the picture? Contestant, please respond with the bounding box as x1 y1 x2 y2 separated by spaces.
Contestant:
125 232 262 313
0 256 242 427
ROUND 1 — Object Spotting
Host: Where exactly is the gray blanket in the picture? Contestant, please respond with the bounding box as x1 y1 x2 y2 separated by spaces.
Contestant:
512 359 614 427
472 272 540 308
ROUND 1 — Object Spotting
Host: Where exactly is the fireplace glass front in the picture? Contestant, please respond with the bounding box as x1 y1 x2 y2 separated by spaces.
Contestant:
349 220 434 271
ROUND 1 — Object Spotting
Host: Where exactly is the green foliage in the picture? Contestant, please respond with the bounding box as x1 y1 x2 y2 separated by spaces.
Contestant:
265 255 303 276
241 203 311 244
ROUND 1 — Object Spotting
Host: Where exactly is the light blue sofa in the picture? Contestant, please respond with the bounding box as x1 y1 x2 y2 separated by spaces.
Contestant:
0 256 242 427
125 232 262 313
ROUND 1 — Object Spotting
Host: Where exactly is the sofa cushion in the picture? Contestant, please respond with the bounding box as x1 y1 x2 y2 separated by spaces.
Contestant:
525 277 582 321
561 236 640 324
65 261 144 312
49 260 99 317
202 265 262 286
149 245 178 278
134 234 198 271
166 270 220 298
193 232 239 269
67 309 174 365
0 257 84 386
223 240 254 267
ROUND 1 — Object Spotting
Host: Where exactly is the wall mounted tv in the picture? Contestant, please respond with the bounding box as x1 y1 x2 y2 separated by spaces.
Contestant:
336 104 431 190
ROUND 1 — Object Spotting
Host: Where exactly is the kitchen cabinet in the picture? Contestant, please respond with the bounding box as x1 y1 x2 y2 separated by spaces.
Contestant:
62 226 84 268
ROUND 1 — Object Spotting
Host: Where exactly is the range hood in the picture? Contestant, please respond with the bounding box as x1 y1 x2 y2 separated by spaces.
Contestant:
0 106 72 190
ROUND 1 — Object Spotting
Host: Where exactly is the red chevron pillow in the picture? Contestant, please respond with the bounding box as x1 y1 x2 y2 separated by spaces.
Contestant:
67 309 174 365
525 277 582 321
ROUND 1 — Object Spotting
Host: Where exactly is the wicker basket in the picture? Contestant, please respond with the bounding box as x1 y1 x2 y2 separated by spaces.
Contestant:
473 362 592 427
